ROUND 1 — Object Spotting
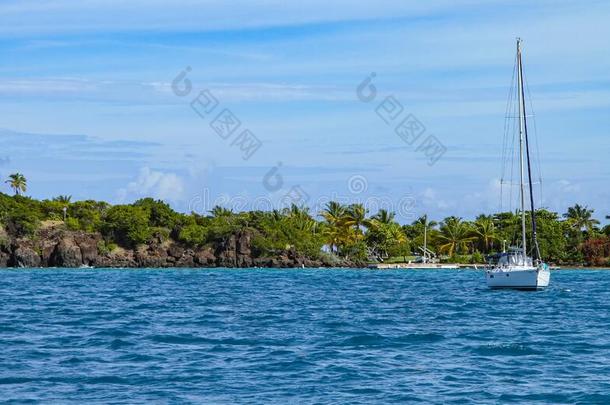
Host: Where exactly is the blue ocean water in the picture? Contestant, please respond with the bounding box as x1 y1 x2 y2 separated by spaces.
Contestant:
1 268 609 404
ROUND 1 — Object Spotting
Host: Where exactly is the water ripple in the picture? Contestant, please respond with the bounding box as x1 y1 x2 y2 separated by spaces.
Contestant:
0 268 609 403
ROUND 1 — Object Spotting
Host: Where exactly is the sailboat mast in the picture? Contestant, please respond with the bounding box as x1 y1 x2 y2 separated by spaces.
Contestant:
518 39 541 262
423 217 428 264
516 38 527 260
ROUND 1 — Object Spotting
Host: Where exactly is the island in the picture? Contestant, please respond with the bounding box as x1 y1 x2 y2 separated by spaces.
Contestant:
0 174 608 268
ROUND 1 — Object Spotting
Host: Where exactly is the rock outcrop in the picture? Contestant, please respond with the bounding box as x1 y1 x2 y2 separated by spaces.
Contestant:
0 225 360 268
12 243 41 267
50 237 83 267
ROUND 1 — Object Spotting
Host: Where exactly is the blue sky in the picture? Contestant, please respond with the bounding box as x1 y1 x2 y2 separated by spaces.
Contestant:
1 0 608 223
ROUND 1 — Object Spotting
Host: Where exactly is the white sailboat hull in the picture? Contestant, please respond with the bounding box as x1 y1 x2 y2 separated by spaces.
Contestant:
486 265 550 290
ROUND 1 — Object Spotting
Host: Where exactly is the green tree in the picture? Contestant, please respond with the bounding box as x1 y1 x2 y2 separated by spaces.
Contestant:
178 224 209 246
366 210 409 260
248 206 323 258
493 211 521 248
473 215 498 253
53 195 72 204
321 201 346 225
4 209 40 236
5 173 27 196
343 203 370 230
101 205 152 247
321 201 347 254
204 209 245 245
68 200 108 232
209 205 234 218
372 209 395 225
437 216 475 256
402 215 439 256
532 209 568 263
133 198 179 229
563 204 600 233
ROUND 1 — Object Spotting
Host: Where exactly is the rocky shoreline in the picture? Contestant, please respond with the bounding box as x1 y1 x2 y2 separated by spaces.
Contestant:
0 225 360 269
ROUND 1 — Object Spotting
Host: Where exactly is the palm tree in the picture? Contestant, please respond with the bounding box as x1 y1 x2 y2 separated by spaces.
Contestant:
5 173 27 195
372 209 395 225
413 215 438 230
286 204 316 232
53 195 72 204
399 215 432 258
321 201 346 225
563 204 600 232
387 223 407 245
209 205 233 217
437 216 476 256
343 203 370 229
474 215 498 253
321 223 342 254
367 210 402 258
321 202 370 256
321 202 347 253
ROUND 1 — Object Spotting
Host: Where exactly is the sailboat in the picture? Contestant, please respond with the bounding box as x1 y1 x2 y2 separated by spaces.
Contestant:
486 38 550 290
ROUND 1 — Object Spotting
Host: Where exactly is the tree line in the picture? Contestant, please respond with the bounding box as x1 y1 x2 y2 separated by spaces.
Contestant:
1 173 609 266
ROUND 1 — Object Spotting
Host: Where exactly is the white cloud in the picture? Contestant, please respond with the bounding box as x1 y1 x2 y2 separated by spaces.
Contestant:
117 167 185 203
555 179 581 194
420 187 452 211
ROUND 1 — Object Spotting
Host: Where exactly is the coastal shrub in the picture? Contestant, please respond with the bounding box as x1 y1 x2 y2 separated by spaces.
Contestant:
257 227 323 259
0 194 37 236
133 198 179 229
387 241 411 261
248 209 324 258
101 205 152 248
318 251 342 266
65 217 80 231
150 227 171 243
97 240 118 255
3 209 40 237
251 233 282 256
448 254 471 264
40 200 67 221
342 240 368 261
178 224 209 246
206 215 245 243
581 237 610 266
471 252 484 264
0 236 9 250
384 256 417 264
68 200 107 232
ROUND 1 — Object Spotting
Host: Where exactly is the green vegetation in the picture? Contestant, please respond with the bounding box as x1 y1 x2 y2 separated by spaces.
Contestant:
0 173 609 266
5 173 27 196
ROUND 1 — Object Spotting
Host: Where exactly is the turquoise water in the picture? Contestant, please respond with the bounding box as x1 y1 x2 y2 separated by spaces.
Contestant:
1 268 609 403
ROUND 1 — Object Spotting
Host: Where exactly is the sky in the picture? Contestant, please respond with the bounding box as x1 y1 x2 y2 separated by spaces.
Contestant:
1 0 609 224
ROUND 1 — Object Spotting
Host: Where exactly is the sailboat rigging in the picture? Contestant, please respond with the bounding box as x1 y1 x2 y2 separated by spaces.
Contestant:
486 38 550 289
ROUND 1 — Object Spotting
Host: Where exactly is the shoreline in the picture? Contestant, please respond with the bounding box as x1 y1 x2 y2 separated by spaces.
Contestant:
1 265 609 271
1 194 607 270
